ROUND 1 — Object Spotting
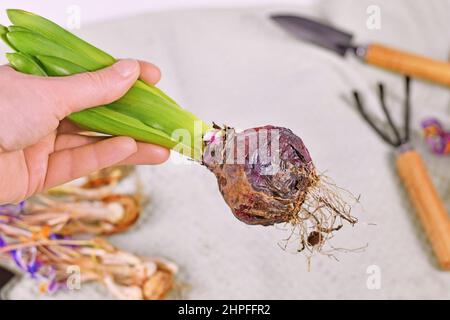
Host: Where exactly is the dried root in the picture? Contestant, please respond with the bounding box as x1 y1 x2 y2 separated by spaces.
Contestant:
278 173 359 260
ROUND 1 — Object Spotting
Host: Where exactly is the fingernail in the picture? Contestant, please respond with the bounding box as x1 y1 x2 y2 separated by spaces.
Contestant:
113 59 139 78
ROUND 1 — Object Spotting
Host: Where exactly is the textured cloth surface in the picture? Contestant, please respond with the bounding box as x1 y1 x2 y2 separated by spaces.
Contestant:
3 0 450 299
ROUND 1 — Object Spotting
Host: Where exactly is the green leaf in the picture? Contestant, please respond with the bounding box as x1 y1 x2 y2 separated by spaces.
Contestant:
133 79 183 109
7 25 31 32
5 10 177 100
0 24 7 36
0 24 16 50
6 52 47 76
4 9 212 159
7 31 101 70
36 54 204 155
36 55 86 76
68 107 179 149
35 54 200 133
7 9 114 69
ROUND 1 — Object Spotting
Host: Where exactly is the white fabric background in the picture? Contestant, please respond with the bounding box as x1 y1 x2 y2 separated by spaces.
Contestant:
3 0 450 299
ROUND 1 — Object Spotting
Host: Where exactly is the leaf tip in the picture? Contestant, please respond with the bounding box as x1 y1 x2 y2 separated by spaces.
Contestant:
6 9 33 24
0 25 9 38
4 30 13 42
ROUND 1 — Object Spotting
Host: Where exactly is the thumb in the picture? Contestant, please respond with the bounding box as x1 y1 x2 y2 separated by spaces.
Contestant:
44 59 140 117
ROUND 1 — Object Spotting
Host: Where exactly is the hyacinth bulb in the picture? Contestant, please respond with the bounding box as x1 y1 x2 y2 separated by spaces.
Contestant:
203 126 318 226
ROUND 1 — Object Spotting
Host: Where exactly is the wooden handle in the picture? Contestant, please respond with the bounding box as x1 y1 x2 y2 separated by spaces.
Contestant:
396 150 450 270
365 43 450 87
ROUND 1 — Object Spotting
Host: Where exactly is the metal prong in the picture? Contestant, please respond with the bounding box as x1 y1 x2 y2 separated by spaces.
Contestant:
377 83 402 147
403 76 411 144
352 91 398 147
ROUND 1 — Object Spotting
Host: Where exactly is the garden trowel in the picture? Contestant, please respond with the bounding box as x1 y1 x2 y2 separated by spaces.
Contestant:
271 14 450 88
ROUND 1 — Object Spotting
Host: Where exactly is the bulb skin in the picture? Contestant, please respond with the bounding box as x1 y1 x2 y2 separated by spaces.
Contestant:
203 126 316 226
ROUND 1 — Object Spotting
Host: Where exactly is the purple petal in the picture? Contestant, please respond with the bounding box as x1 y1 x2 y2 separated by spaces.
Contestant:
421 118 442 130
11 247 39 276
28 260 41 277
47 280 60 293
11 249 26 270
49 233 64 240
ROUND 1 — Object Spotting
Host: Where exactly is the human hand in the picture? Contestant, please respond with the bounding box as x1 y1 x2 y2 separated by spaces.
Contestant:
0 59 169 204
